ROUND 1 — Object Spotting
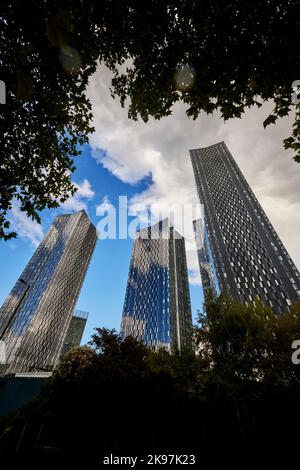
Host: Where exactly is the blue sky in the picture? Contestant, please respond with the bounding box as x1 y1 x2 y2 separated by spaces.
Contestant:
0 144 204 345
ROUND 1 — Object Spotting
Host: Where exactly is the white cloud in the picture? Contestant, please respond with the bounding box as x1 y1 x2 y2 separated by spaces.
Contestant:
9 201 44 247
62 178 95 212
7 179 95 247
74 179 95 199
61 197 86 212
87 65 300 286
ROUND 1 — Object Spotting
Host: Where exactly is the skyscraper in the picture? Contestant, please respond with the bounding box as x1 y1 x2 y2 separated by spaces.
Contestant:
59 310 89 358
190 142 300 314
0 210 97 375
193 219 220 301
121 220 193 352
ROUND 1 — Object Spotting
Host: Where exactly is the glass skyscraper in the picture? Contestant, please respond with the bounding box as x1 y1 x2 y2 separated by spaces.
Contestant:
59 310 89 358
190 142 300 314
0 210 97 375
193 219 220 301
121 220 193 352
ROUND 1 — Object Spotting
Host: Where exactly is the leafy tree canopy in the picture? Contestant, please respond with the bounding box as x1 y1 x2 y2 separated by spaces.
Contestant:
1 301 300 459
194 293 300 387
1 0 300 239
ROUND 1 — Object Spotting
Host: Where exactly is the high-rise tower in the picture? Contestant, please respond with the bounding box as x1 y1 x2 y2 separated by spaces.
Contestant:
193 219 220 302
190 142 300 314
121 220 193 351
0 210 97 375
59 309 89 358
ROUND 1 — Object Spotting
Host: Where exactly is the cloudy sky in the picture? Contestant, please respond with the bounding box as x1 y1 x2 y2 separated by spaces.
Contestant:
0 64 299 343
88 65 300 272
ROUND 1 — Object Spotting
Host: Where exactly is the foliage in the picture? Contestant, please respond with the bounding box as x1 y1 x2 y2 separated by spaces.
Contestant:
0 2 97 239
1 1 300 239
1 303 300 461
195 293 300 386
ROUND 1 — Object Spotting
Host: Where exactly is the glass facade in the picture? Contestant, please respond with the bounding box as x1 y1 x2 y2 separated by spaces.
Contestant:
121 220 193 351
190 142 300 314
59 309 88 358
193 219 220 300
0 210 97 375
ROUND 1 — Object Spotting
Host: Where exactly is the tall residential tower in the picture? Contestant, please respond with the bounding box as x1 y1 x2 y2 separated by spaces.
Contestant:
121 220 193 351
190 142 300 313
0 210 97 375
59 309 89 358
193 219 220 301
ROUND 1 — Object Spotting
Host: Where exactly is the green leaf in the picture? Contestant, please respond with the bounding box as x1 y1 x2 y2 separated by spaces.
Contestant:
263 114 278 128
46 10 74 47
16 65 33 100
